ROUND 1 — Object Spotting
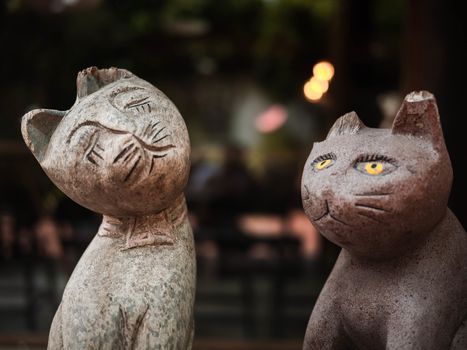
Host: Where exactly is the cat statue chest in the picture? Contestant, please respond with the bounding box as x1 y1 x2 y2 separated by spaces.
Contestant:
301 91 467 350
21 67 196 350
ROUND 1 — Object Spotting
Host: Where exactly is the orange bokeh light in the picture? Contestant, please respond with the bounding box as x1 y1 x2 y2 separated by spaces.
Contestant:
312 61 334 81
309 76 329 93
303 81 323 101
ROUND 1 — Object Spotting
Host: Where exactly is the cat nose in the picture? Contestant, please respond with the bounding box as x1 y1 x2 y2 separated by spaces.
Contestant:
314 188 330 201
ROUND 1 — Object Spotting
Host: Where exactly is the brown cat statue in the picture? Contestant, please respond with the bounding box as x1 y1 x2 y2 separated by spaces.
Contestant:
301 91 467 349
21 67 195 349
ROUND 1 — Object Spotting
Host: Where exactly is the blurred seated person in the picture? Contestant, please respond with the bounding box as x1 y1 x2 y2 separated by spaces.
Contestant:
0 211 15 259
238 210 321 260
191 144 257 230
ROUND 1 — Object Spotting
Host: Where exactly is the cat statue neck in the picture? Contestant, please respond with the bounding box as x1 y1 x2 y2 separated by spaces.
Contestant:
301 91 467 349
21 67 195 349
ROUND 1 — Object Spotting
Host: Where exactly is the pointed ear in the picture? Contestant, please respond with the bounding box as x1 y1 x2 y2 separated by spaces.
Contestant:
392 91 444 149
21 108 65 162
326 111 366 139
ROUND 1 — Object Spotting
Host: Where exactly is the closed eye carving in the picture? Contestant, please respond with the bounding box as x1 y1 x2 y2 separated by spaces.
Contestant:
312 152 336 171
354 154 398 176
69 121 174 153
125 97 152 113
84 129 104 165
72 120 175 181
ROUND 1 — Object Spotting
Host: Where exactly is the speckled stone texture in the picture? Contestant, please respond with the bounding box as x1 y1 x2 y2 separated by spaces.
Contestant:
21 67 196 349
301 91 467 349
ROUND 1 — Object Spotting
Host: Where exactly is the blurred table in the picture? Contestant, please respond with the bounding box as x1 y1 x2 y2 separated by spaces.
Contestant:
0 334 302 350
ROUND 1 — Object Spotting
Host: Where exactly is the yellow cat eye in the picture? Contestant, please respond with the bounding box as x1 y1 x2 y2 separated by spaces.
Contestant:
355 160 396 176
315 159 334 171
364 162 383 175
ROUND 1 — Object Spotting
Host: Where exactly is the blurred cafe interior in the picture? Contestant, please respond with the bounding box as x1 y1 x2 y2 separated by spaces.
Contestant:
0 0 466 348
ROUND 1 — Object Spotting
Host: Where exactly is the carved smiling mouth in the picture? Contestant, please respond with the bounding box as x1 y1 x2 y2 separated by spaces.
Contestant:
313 200 351 226
69 120 174 150
71 120 175 183
118 135 175 182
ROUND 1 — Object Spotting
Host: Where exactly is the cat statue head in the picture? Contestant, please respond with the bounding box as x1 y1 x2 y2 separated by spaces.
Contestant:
301 91 453 260
22 67 190 218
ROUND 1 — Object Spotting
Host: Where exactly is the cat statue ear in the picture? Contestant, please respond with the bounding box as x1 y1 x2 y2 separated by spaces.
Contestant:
392 91 445 150
21 108 65 162
326 111 366 139
76 66 134 99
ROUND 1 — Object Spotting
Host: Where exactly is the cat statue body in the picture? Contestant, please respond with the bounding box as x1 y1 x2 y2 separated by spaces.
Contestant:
21 67 195 349
301 91 467 349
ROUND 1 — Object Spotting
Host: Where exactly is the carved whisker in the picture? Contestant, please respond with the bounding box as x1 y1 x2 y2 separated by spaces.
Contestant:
91 150 104 160
134 135 175 153
114 144 136 164
329 213 351 226
149 154 168 174
84 132 103 164
124 156 141 182
123 147 139 163
355 203 390 212
153 134 169 144
142 124 152 138
85 129 99 152
355 192 393 196
152 127 166 142
95 144 104 152
86 154 97 165
151 122 160 131
356 211 385 224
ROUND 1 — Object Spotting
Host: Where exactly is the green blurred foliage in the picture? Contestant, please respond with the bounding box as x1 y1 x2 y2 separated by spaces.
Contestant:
0 0 402 139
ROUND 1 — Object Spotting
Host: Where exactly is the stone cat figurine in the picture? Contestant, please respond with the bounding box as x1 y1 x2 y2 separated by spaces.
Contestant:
301 91 467 349
21 67 195 349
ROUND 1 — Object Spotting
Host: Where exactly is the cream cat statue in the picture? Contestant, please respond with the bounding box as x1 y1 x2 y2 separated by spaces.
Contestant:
301 91 467 349
21 67 195 349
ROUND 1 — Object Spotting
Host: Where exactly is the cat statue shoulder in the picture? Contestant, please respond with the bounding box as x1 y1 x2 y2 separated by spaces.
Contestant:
21 67 195 350
301 91 467 350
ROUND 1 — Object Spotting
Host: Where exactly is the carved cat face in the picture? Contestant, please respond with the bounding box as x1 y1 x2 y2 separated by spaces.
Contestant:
22 67 190 217
301 91 453 260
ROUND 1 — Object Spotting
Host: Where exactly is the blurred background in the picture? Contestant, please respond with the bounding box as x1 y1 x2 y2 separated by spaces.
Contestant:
0 0 465 349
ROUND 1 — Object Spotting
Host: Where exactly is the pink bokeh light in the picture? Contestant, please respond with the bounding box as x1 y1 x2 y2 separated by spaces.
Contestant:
255 104 288 133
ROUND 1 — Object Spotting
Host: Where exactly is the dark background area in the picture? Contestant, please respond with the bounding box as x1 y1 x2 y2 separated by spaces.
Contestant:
0 0 465 348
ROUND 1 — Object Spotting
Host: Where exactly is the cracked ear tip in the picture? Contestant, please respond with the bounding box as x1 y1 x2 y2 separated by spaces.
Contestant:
392 90 444 149
326 111 366 139
76 67 134 99
404 90 434 103
399 91 437 115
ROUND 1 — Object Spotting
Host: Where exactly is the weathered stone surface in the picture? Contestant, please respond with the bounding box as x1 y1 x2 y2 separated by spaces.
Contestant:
301 91 467 349
21 67 195 349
